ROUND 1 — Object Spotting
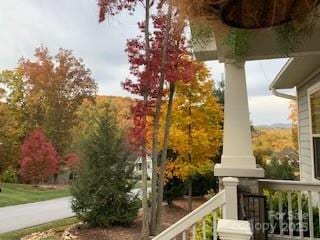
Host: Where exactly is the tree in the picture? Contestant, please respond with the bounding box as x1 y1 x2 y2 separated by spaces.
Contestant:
19 128 59 184
0 102 24 173
99 0 152 237
1 47 97 157
163 63 223 212
289 100 298 150
71 108 139 227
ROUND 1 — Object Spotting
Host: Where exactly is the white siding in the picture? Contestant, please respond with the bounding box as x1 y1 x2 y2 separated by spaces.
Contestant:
297 75 320 181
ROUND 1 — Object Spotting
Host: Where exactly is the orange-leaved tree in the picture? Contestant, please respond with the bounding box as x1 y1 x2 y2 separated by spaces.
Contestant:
163 62 223 212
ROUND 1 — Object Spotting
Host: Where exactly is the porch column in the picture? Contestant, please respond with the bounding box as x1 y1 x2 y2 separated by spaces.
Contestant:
215 61 264 178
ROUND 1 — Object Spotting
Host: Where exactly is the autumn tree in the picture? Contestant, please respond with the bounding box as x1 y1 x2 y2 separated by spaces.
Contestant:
98 0 197 235
163 63 223 212
1 47 97 159
0 71 27 173
289 100 298 150
19 128 59 184
0 102 24 173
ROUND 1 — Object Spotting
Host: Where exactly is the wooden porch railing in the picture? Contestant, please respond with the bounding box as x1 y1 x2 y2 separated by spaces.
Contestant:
153 177 252 240
259 179 320 240
152 190 225 240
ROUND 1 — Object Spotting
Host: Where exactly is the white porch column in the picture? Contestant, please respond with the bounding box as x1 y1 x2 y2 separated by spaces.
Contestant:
215 61 264 178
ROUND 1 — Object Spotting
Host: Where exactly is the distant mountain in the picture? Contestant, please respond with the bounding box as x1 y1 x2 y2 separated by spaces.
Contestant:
256 123 291 129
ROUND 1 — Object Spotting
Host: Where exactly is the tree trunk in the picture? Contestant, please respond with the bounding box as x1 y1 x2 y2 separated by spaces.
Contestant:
187 92 193 213
188 178 192 213
155 81 175 234
150 4 173 235
141 0 151 239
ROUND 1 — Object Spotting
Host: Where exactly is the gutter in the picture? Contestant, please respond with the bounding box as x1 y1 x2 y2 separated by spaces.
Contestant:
271 88 297 101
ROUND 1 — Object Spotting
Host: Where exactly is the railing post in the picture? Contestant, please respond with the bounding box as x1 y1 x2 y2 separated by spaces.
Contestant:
222 177 239 220
217 219 252 240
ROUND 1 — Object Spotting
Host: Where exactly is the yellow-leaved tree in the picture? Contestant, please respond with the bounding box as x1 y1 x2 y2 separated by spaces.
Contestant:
163 62 223 211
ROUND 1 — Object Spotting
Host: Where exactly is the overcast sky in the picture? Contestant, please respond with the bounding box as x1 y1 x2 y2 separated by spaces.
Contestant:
0 0 293 125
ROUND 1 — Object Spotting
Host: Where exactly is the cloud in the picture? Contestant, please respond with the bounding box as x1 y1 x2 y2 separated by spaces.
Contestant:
0 0 141 95
0 0 293 124
206 59 292 125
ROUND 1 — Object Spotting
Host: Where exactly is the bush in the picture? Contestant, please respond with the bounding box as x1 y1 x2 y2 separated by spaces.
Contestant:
191 172 219 197
1 167 18 183
266 191 320 238
164 177 185 205
71 109 139 227
264 156 297 180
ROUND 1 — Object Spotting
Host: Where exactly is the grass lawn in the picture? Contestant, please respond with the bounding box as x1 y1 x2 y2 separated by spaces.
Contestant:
0 217 79 240
0 183 70 208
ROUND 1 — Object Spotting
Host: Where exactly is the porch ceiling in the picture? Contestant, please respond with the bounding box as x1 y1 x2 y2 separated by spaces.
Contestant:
194 24 320 62
270 54 320 89
193 7 320 62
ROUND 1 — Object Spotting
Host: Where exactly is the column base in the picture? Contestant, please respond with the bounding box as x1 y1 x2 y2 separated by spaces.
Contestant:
214 164 264 178
217 219 252 240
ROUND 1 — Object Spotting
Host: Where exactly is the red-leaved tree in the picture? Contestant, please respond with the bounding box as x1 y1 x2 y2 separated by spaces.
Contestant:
19 128 59 184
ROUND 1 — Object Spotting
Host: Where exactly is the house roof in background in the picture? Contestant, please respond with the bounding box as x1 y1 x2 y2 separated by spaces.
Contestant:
270 55 320 90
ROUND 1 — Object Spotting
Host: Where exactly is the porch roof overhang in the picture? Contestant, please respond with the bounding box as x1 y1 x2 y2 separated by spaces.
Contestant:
194 24 320 62
270 54 320 90
193 6 320 62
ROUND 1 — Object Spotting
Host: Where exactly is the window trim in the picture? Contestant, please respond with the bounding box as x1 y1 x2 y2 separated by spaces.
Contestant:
307 81 320 181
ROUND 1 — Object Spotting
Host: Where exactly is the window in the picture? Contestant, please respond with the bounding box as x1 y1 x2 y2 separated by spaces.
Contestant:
310 89 320 180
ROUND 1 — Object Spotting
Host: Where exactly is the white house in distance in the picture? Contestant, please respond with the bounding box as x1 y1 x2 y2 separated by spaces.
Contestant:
271 56 320 183
134 155 152 179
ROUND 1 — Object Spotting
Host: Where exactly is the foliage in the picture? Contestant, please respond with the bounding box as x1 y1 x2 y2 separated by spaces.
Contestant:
191 172 219 196
1 46 97 158
225 28 249 63
164 63 223 182
266 191 320 238
190 20 214 48
0 102 24 173
71 108 139 227
195 209 221 240
264 156 297 180
253 128 297 163
19 128 59 184
163 176 185 205
1 167 18 183
289 100 299 150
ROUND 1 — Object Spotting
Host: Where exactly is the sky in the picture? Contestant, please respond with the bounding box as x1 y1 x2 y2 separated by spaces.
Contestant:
0 0 294 125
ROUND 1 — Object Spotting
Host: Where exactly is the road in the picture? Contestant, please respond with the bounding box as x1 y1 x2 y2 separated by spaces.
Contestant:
0 188 151 234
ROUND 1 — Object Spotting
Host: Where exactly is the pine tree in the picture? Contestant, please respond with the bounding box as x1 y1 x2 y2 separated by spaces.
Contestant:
71 108 139 227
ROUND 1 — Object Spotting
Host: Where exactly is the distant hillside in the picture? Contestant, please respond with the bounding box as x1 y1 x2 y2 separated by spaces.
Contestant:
256 123 291 129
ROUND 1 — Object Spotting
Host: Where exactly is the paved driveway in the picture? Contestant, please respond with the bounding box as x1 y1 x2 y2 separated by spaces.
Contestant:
0 197 74 234
0 188 151 234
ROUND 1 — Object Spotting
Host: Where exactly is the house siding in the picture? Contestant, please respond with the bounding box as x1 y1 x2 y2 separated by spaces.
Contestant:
297 74 320 182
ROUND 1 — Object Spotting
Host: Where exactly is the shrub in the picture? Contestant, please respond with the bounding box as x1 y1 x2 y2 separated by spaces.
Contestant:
164 177 185 205
264 156 297 180
71 110 139 227
266 191 320 238
191 172 219 196
1 167 18 183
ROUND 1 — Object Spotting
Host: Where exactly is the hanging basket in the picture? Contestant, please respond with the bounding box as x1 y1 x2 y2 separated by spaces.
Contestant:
204 0 320 29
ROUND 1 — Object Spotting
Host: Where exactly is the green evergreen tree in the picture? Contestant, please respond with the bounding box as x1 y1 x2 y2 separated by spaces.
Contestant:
71 108 139 227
